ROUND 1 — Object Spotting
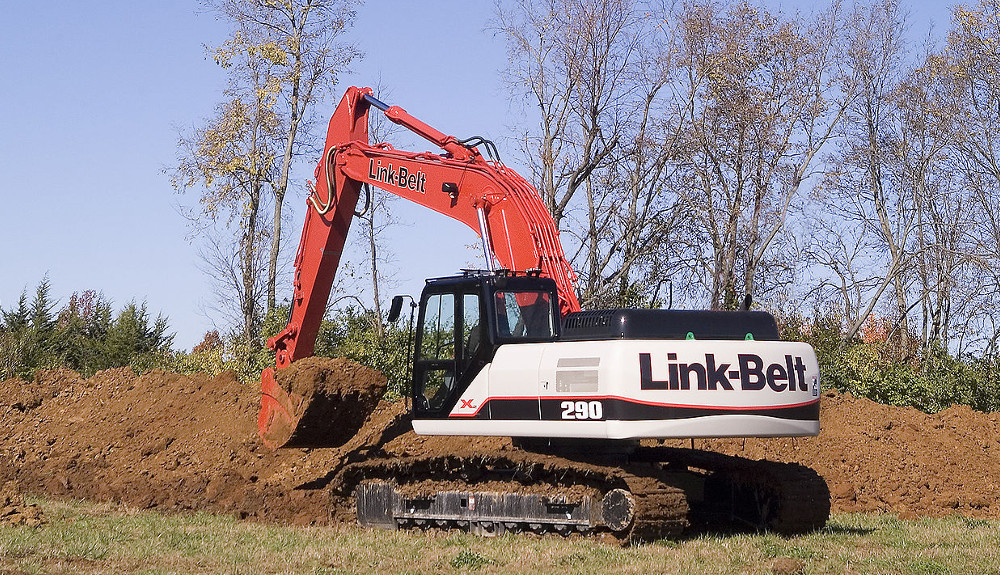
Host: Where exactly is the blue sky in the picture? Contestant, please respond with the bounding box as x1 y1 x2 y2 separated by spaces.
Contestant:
0 1 954 350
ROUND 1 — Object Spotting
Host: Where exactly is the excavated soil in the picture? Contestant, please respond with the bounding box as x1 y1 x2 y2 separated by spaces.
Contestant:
2 362 1000 528
270 356 388 448
679 390 1000 519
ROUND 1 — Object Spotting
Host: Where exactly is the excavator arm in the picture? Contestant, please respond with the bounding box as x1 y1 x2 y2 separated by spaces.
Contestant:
258 86 579 448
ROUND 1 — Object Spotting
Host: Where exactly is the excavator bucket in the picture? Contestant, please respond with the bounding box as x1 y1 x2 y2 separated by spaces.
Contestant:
258 357 387 449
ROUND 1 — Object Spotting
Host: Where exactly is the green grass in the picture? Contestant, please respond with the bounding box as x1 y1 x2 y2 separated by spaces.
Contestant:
3 497 1000 574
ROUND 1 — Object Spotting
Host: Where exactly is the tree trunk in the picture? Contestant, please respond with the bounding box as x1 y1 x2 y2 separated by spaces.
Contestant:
242 186 262 341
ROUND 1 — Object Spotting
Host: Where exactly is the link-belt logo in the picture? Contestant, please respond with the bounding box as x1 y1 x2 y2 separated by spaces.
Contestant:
639 353 809 392
368 159 426 193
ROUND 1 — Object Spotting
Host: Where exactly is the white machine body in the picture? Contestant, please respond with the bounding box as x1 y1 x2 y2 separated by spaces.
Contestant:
412 339 820 439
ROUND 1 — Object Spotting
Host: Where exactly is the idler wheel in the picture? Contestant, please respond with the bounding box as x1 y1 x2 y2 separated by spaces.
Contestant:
601 488 635 532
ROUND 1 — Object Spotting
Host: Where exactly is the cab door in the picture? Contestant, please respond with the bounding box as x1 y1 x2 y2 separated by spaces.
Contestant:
484 288 558 420
413 292 457 415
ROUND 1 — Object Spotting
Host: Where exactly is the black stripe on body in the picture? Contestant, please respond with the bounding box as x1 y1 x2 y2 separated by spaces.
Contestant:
453 396 819 421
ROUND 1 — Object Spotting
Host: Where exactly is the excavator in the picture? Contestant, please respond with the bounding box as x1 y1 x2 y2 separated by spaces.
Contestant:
257 86 830 541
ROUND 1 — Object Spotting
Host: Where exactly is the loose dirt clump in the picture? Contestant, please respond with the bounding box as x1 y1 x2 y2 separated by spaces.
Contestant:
3 361 1000 527
274 356 388 448
1 482 44 527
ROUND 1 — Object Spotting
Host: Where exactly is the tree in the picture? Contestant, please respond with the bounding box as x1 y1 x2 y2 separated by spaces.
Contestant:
669 0 856 310
98 302 173 371
171 0 360 341
0 280 173 379
938 0 1000 355
496 0 685 308
497 1 859 311
496 0 621 230
812 0 1000 358
51 289 110 374
895 53 980 356
0 283 50 380
171 49 282 341
814 0 913 347
206 0 361 313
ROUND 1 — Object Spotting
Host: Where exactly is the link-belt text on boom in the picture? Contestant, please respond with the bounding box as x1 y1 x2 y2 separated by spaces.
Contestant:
368 159 427 193
638 353 810 392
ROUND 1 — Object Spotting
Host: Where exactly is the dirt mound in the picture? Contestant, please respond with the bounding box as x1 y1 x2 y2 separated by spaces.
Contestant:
682 390 1000 519
1 365 339 525
2 363 1000 527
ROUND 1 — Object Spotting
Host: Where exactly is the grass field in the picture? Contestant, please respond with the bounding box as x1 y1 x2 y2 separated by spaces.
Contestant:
2 498 999 574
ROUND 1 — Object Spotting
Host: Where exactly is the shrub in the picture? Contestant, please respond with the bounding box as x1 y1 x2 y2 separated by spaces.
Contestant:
777 310 1000 413
169 305 411 399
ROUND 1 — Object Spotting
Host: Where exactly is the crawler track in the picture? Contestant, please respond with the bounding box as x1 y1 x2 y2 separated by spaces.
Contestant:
637 447 831 535
331 446 829 543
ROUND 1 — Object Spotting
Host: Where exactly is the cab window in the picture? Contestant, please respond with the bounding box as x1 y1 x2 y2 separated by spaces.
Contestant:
494 290 555 339
462 292 482 361
418 293 455 410
420 293 455 360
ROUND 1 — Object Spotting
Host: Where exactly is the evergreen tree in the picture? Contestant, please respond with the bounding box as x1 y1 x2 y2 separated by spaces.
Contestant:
0 279 175 379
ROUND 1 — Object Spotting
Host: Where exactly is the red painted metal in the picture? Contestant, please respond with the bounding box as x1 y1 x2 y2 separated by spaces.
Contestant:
258 86 369 447
258 86 580 446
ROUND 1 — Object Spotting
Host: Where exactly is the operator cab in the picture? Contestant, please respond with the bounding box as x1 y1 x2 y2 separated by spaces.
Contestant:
407 270 560 417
